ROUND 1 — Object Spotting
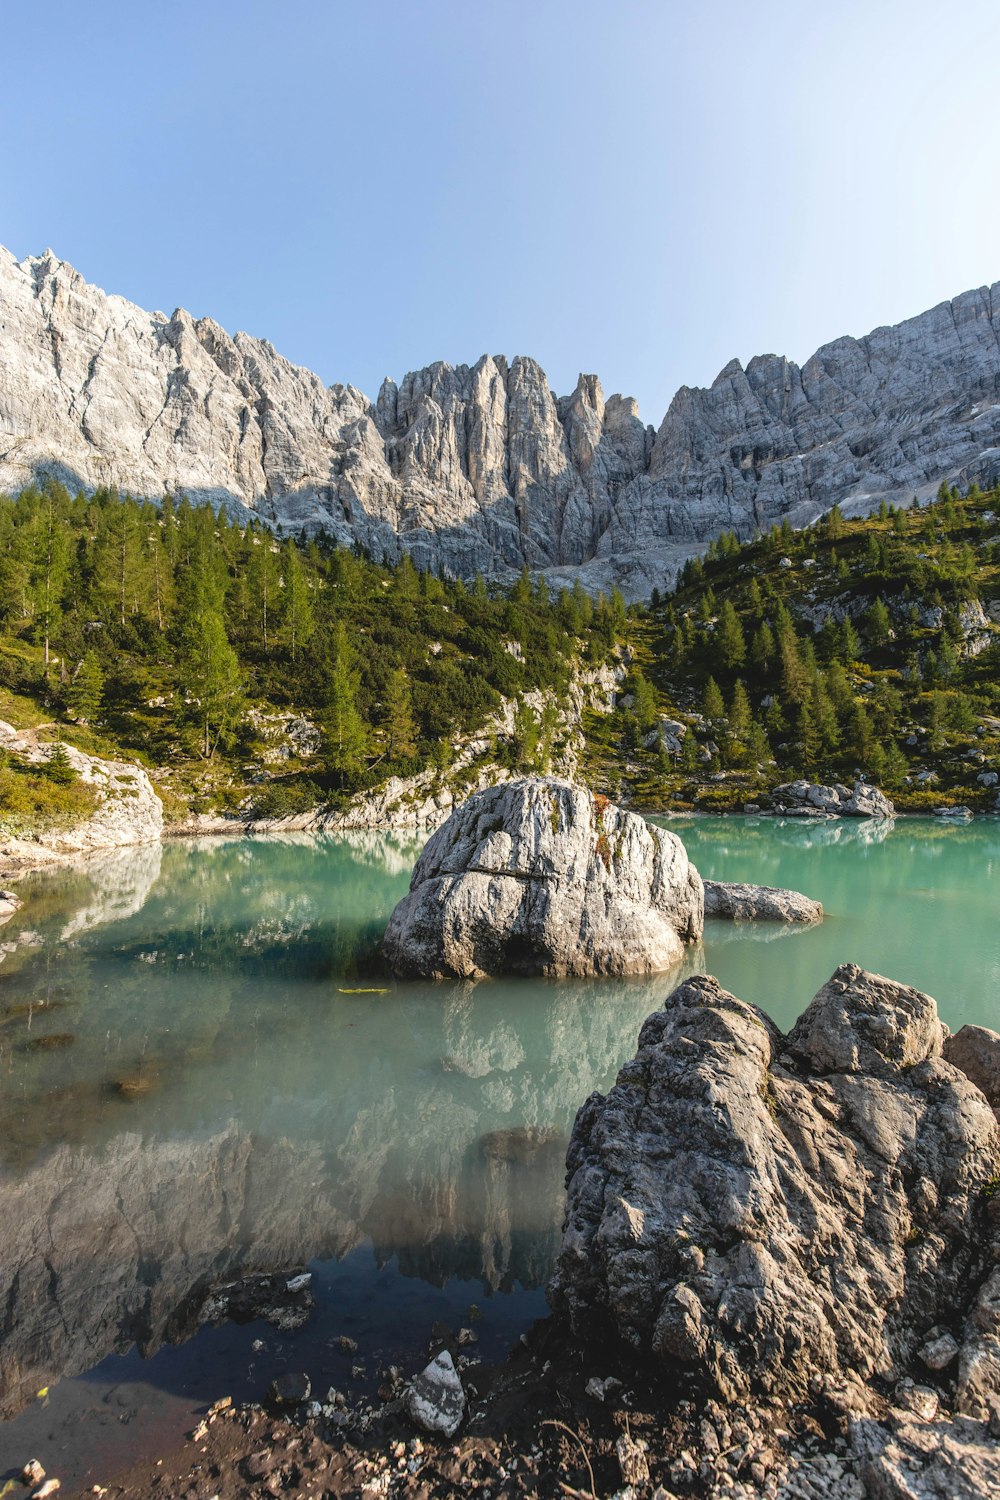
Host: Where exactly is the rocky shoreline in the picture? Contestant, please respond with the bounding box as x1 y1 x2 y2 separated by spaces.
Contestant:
10 959 1000 1498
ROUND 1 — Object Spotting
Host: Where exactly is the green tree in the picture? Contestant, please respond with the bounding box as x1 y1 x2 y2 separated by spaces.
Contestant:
703 677 725 721
382 667 418 760
865 597 891 648
27 484 72 665
716 600 746 672
323 622 368 785
65 652 105 723
281 539 315 661
246 533 281 652
630 670 659 735
175 530 243 758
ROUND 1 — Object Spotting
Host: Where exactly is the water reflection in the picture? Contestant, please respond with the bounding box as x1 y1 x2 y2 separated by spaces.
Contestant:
0 835 692 1417
2 817 998 1423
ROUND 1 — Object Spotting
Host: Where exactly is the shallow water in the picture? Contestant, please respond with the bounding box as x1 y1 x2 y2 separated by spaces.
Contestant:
0 817 997 1485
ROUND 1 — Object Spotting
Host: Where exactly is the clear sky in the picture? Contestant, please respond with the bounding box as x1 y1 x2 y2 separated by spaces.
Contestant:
3 0 999 423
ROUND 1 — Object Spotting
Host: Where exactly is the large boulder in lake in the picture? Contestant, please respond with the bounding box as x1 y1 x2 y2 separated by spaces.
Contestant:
550 963 1000 1412
382 778 703 979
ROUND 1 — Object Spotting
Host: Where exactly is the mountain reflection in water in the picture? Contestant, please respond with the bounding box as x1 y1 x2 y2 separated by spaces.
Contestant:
0 834 691 1419
3 815 999 1426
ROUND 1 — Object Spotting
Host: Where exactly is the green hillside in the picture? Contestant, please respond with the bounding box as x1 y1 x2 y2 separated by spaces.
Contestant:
3 477 1000 830
584 481 1000 811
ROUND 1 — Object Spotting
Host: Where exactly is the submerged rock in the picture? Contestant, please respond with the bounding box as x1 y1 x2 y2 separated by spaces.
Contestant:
382 778 703 979
769 779 895 819
550 963 1000 1410
0 889 22 925
703 880 823 923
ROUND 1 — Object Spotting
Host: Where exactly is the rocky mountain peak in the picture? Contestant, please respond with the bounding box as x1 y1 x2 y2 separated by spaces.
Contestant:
1 245 998 597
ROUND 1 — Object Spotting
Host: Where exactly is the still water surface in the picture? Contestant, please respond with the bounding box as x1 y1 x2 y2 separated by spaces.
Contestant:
0 817 997 1484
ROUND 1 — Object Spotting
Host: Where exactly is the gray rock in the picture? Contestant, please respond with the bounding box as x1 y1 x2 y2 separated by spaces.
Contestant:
0 889 22 925
945 1025 1000 1116
0 719 162 879
770 779 895 819
550 963 1000 1407
703 880 823 923
405 1349 465 1437
382 778 703 979
2 247 999 598
919 1330 961 1372
852 1413 1000 1499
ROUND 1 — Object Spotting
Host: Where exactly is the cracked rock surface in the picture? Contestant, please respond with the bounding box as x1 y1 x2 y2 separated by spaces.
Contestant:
551 964 1000 1412
3 247 999 597
382 778 703 979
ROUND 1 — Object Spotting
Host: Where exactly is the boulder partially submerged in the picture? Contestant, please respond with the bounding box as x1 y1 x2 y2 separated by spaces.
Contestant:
703 880 823 924
769 779 894 819
382 778 703 979
551 963 1000 1412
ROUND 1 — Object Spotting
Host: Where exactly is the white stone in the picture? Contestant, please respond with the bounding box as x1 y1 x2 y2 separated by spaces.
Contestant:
383 778 703 979
405 1350 465 1438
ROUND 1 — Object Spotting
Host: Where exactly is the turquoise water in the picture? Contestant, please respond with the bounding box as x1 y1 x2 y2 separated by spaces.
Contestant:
0 817 998 1482
654 815 1000 1035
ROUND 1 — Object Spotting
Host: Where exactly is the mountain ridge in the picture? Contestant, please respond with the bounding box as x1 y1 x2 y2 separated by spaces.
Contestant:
1 244 999 597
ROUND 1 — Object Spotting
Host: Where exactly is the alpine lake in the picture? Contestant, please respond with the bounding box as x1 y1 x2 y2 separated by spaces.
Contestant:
0 815 998 1488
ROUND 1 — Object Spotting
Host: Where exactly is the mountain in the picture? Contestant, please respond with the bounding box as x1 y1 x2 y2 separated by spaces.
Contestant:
1 246 999 597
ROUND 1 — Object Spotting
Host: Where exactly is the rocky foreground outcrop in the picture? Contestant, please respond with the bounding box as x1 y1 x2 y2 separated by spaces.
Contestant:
551 964 1000 1416
3 247 999 597
703 880 823 923
383 778 703 978
769 779 895 818
0 720 163 877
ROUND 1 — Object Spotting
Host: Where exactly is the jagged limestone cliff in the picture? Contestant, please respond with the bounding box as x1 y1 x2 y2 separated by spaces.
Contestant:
2 246 999 596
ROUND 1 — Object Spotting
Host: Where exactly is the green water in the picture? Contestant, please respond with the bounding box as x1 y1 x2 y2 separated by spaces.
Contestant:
654 814 1000 1035
0 816 997 1477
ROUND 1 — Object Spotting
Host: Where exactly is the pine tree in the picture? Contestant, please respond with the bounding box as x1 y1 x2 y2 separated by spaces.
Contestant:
840 617 860 661
65 652 105 723
27 483 71 665
246 532 281 652
281 539 315 661
323 622 368 785
383 667 417 760
866 597 891 647
716 600 746 672
703 677 725 721
728 680 752 742
750 622 775 673
175 530 243 758
93 496 144 629
630 670 659 734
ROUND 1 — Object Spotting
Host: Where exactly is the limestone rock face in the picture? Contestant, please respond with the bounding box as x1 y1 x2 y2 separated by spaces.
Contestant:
382 778 703 979
944 1026 1000 1118
550 964 1000 1408
852 1413 1000 1499
770 779 895 819
703 880 823 923
0 719 163 877
3 247 1000 597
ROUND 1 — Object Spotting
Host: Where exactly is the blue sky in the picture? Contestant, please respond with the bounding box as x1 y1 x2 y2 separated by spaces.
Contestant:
3 0 999 422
